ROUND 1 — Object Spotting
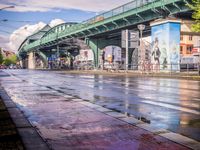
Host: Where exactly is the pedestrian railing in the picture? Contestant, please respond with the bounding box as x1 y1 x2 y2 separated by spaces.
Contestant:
72 62 200 76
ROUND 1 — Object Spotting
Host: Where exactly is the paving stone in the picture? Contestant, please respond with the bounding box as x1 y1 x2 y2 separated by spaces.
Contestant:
72 98 83 102
136 124 169 134
105 111 127 118
7 108 24 119
120 116 143 125
80 102 102 109
96 107 113 112
12 117 32 128
18 128 49 150
160 132 200 150
0 94 12 101
3 101 16 108
0 99 25 149
0 101 6 111
85 102 101 109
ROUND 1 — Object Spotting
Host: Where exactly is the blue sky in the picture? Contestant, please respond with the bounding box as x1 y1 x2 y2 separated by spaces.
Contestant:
0 9 95 34
0 0 131 52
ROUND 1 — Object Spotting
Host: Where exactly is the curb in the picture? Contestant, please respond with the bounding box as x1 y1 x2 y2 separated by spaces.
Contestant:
0 86 50 150
57 70 200 81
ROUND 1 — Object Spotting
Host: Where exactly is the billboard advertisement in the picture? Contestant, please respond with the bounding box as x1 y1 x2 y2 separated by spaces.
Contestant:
151 21 181 71
104 46 122 62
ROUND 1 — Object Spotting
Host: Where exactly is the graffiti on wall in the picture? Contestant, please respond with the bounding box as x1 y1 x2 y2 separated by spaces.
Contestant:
151 22 181 71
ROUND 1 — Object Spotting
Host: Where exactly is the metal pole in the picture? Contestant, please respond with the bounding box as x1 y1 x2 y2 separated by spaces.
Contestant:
140 30 143 71
126 29 129 72
57 45 60 69
137 24 145 72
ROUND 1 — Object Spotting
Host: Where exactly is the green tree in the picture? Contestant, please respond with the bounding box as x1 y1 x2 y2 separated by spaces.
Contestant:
0 49 4 64
190 0 200 32
3 58 13 66
3 54 18 66
9 55 17 64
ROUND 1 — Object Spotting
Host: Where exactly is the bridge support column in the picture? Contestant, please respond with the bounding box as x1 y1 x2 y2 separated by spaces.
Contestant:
86 39 101 68
86 38 121 69
37 51 48 69
28 52 36 69
150 19 181 72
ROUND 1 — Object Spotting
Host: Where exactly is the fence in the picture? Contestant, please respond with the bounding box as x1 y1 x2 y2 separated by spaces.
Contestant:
73 62 200 76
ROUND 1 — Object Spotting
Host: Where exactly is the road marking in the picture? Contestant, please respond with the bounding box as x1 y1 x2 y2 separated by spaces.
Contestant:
141 100 200 115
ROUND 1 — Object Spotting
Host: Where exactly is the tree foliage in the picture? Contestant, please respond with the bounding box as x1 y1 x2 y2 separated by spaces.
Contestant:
190 0 200 32
0 49 3 64
3 55 18 66
3 58 13 66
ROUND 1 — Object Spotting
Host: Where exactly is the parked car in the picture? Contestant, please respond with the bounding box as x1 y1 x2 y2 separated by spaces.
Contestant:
0 65 7 69
8 64 17 69
180 56 199 70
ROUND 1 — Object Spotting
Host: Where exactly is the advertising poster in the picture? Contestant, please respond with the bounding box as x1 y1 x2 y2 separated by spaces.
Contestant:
151 21 181 71
104 46 122 62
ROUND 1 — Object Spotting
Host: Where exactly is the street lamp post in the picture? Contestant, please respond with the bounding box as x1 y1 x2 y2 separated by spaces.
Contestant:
137 24 146 70
125 29 129 72
0 6 15 11
138 24 145 41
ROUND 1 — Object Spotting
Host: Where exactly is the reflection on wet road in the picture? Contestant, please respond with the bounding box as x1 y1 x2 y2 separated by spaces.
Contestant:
1 70 200 141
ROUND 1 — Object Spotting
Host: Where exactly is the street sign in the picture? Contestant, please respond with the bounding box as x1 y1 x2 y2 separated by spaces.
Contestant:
129 31 139 48
122 30 139 48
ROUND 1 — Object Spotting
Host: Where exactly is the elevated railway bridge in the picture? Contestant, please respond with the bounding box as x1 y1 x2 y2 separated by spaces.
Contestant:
17 0 192 69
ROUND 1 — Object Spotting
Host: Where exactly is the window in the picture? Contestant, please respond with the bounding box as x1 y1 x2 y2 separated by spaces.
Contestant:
180 35 183 41
186 46 193 54
189 35 193 41
180 46 183 54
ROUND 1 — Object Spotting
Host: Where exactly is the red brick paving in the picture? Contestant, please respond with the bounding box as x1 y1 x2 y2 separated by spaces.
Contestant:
26 100 189 150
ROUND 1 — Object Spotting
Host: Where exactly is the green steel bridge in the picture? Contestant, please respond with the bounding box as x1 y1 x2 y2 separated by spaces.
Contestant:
18 0 192 68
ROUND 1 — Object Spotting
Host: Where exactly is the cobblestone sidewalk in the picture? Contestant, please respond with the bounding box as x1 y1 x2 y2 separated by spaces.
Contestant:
0 98 24 150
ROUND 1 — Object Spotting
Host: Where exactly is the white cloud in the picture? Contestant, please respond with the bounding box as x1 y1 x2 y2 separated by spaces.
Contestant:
7 22 46 52
4 19 65 53
0 0 132 12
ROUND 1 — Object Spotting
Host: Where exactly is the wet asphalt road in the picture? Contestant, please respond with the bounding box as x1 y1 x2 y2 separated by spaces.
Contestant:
0 69 200 142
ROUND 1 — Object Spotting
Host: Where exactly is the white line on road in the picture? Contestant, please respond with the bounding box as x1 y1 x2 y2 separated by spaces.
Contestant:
141 100 200 115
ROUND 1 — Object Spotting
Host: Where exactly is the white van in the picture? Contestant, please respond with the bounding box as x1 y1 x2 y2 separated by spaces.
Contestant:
180 55 200 70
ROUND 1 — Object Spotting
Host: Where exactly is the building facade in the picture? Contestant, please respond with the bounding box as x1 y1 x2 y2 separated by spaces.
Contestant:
180 20 200 57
